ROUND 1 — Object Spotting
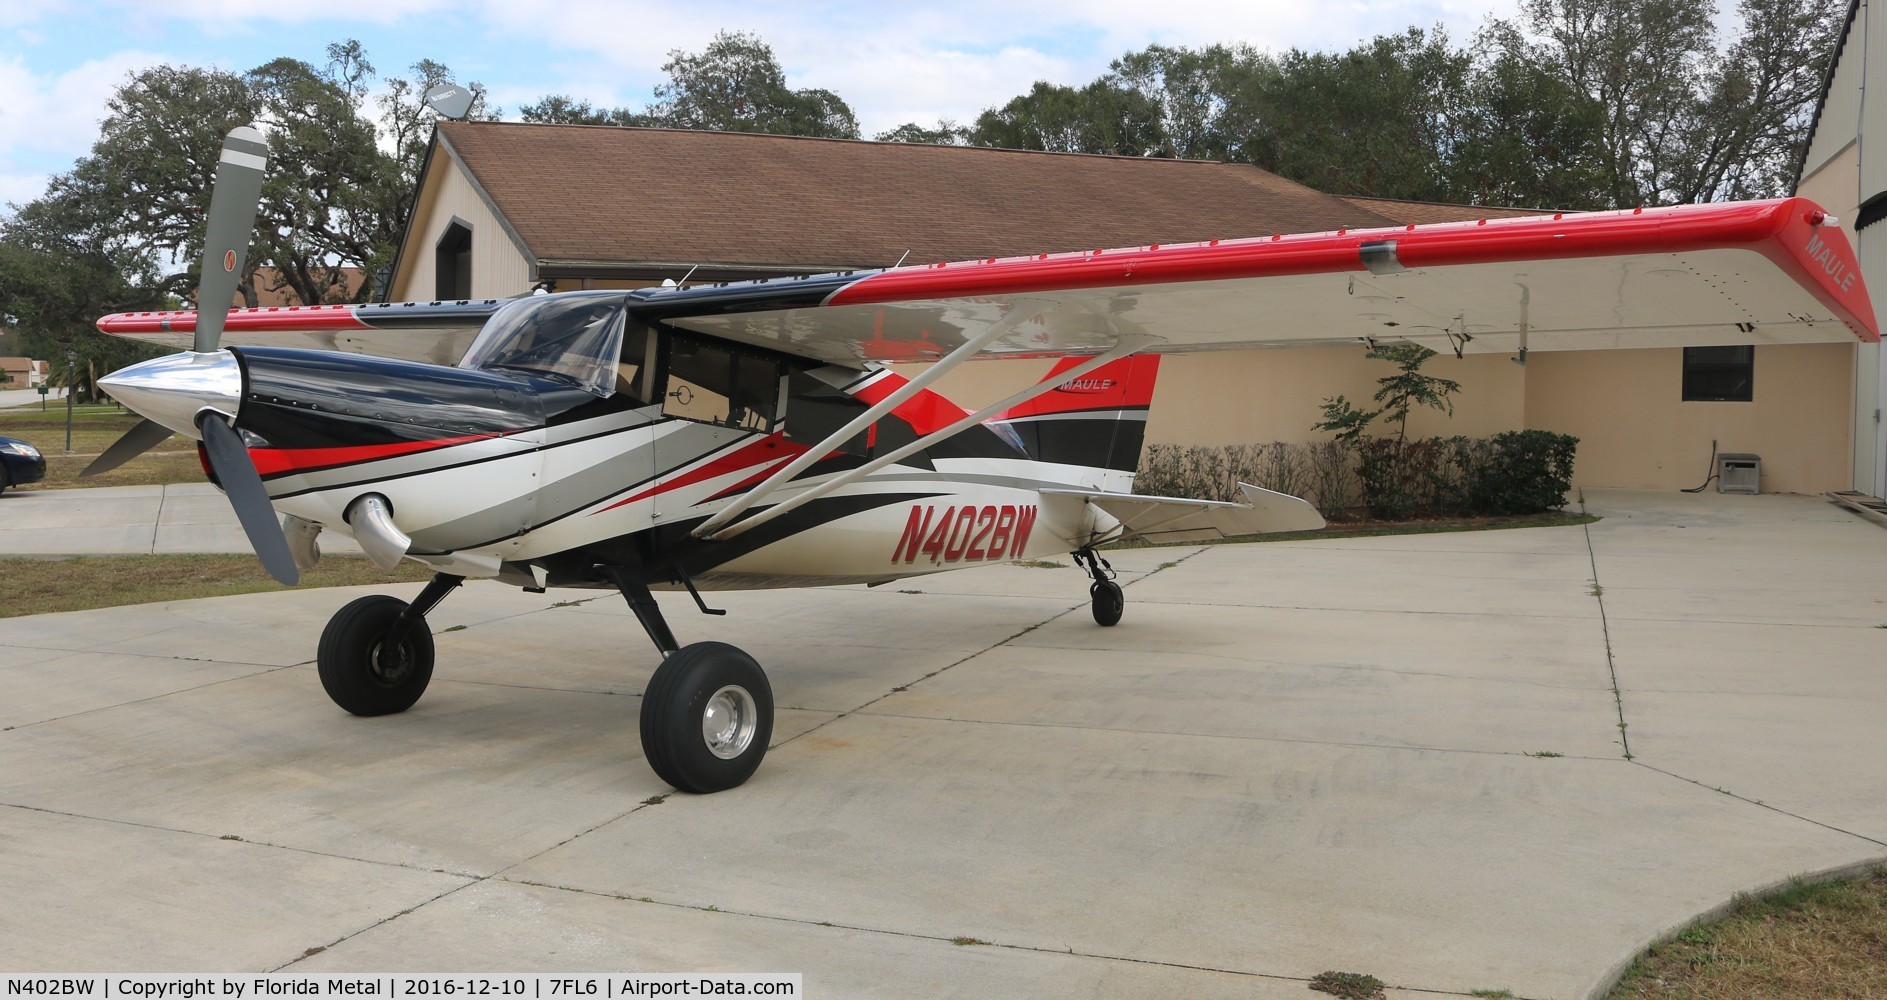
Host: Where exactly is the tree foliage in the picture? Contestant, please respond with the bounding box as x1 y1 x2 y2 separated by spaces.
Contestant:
644 30 859 138
874 120 968 145
519 94 648 127
954 0 1840 210
0 40 489 376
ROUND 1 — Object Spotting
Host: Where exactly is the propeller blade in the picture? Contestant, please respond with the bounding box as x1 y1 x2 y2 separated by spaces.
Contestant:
80 418 174 478
197 412 299 586
193 126 269 354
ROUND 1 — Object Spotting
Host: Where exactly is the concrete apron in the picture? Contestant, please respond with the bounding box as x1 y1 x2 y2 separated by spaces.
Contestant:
0 488 1882 999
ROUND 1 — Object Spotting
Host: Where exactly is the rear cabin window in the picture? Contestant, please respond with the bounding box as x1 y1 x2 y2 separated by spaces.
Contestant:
783 368 870 457
662 336 784 431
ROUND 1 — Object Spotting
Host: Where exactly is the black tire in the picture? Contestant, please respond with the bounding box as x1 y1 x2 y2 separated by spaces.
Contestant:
0 463 10 494
1091 580 1124 627
640 641 773 794
317 595 435 716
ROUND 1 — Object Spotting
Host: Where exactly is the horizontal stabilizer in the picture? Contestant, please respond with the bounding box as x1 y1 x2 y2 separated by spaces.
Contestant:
1046 482 1326 545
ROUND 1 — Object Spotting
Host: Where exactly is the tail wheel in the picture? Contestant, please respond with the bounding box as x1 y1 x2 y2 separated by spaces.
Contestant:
1090 580 1124 627
318 595 435 716
641 641 773 793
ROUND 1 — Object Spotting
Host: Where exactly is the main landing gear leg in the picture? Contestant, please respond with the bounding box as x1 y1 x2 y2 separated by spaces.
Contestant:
1073 548 1123 627
601 565 772 794
318 572 464 716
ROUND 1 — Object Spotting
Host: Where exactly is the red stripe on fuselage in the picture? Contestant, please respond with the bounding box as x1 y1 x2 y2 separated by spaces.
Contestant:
996 355 1160 420
592 432 800 515
848 372 971 436
250 433 495 477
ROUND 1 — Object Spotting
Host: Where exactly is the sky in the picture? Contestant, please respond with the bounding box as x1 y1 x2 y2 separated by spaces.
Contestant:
0 0 1520 211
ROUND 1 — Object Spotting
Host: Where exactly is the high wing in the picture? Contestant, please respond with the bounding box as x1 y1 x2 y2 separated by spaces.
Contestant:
95 198 1876 367
634 197 1879 364
96 299 507 366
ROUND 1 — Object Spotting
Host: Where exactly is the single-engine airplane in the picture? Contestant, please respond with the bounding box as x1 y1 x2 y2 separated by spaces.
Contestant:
88 127 1879 793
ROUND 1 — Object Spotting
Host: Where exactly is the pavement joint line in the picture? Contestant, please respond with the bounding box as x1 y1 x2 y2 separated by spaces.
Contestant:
769 550 1201 750
494 873 1518 998
772 602 1088 750
1121 599 1605 622
1627 760 1887 849
148 484 168 556
1582 506 1632 761
0 664 301 733
275 787 695 970
988 643 1620 692
0 799 487 881
1599 613 1887 630
267 880 484 973
837 707 1632 762
0 638 301 665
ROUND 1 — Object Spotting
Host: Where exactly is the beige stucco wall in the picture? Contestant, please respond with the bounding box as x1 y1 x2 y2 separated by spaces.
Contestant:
390 151 533 301
1522 344 1854 493
1143 348 1525 447
924 342 1854 494
923 347 1526 446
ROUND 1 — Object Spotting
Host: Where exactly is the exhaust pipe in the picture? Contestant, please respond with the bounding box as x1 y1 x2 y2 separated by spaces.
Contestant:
345 494 411 573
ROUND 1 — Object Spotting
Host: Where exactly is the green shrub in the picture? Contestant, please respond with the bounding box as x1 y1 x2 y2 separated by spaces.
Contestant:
1136 431 1577 520
1473 430 1579 513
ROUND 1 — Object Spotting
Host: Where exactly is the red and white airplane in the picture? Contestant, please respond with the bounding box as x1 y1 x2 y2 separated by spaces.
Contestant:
89 127 1880 793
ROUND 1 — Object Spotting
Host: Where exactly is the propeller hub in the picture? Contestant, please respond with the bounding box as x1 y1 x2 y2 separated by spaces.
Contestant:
98 350 243 440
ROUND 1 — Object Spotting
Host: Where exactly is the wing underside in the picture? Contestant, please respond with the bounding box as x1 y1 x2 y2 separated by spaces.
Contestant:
96 300 507 365
652 198 1879 365
95 199 1877 369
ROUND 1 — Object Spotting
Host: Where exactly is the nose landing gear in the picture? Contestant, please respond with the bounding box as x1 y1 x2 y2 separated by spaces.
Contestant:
317 573 463 716
1073 548 1123 627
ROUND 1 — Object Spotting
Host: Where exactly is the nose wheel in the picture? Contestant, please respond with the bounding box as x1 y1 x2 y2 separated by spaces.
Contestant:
317 574 463 716
1074 548 1123 626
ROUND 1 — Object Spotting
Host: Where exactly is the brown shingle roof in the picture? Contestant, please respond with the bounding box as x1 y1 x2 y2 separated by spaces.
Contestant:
1339 195 1549 226
434 122 1399 271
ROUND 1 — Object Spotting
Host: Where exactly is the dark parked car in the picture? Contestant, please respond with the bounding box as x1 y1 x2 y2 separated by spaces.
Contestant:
0 435 46 492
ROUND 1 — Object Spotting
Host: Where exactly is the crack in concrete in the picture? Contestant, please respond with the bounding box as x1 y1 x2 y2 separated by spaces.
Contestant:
1582 504 1632 761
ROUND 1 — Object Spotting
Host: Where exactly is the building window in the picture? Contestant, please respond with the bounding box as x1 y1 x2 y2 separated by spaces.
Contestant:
1682 346 1753 402
435 222 472 299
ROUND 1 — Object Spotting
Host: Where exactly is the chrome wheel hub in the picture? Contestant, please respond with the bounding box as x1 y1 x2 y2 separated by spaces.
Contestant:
701 684 759 760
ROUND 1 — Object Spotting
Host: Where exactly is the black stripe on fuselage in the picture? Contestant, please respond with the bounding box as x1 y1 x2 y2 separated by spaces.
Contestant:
623 270 880 322
536 490 945 586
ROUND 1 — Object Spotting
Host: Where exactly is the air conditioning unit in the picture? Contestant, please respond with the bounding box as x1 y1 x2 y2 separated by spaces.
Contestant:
1718 453 1760 494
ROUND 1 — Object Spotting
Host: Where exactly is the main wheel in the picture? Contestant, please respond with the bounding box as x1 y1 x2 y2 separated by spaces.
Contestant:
317 595 435 716
640 641 773 794
1090 579 1124 627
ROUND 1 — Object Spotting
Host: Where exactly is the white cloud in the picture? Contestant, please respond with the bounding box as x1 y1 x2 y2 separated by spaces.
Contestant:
0 49 175 208
456 0 1517 137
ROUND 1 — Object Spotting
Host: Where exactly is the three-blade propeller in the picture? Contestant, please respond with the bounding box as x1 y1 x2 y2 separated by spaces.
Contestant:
85 125 298 586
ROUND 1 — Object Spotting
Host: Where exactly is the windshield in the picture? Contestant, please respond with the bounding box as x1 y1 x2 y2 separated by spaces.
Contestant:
459 292 627 396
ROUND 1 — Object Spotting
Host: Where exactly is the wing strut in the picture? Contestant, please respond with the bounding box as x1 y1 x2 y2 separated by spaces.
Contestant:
689 299 1054 539
702 331 1162 542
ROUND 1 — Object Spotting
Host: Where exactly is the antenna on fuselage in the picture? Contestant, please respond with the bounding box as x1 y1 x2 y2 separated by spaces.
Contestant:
892 249 911 268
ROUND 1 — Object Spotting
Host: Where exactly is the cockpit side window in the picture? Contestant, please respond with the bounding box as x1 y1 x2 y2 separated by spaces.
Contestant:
661 335 785 431
615 319 655 405
460 293 627 397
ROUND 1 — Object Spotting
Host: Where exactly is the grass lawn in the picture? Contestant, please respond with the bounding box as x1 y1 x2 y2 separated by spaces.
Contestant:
0 554 435 618
1605 869 1887 998
0 403 202 490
